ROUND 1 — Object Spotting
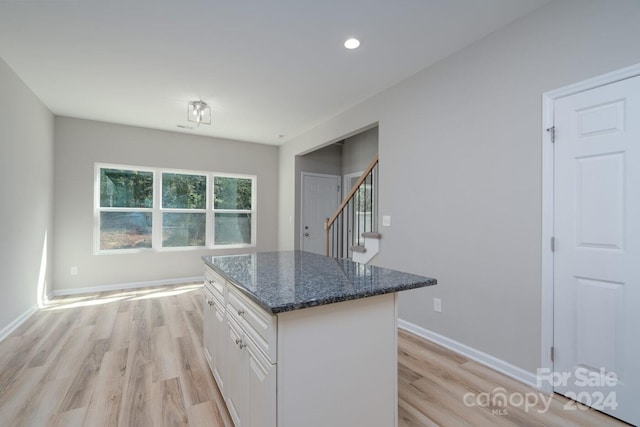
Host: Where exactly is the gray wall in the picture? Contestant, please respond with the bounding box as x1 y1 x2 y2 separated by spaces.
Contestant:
278 0 640 373
341 126 378 176
0 58 54 332
53 117 279 292
293 143 342 250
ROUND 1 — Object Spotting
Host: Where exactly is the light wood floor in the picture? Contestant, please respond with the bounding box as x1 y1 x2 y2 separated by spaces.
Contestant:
397 330 630 427
0 284 233 427
0 284 631 427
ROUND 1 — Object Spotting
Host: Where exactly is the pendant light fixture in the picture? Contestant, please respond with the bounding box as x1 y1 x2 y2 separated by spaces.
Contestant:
187 100 211 126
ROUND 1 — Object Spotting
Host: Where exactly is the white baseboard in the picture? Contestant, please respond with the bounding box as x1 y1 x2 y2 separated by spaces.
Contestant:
0 305 38 342
51 276 204 297
398 319 539 390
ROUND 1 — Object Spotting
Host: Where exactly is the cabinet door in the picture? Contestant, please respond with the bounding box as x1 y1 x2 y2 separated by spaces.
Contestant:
246 340 276 427
203 292 216 373
225 318 245 427
211 299 227 392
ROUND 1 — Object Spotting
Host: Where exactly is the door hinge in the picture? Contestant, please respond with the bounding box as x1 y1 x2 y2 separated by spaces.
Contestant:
550 236 555 252
546 126 555 143
551 346 555 362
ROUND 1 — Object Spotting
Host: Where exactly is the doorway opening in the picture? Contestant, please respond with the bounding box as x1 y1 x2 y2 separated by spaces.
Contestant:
296 126 378 255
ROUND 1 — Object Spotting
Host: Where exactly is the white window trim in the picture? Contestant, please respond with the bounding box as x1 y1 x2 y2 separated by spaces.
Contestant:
95 163 257 254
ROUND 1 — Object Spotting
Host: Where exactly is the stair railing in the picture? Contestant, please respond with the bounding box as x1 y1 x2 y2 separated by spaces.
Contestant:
324 154 379 257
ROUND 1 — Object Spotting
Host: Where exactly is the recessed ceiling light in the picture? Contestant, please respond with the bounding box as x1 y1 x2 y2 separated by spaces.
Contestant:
344 38 360 50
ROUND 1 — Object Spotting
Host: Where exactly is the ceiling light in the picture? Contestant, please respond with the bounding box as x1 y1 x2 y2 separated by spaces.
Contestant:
187 100 211 126
344 38 360 50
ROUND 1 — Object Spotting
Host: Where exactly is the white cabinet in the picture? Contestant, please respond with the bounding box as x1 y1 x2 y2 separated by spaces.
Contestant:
203 268 227 394
225 316 245 425
204 266 277 427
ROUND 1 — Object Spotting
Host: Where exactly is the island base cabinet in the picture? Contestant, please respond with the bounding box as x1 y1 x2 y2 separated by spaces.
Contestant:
277 293 398 427
203 264 400 427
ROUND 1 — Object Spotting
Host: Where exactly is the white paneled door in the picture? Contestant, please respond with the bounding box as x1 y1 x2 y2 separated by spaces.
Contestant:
553 75 640 425
301 173 340 255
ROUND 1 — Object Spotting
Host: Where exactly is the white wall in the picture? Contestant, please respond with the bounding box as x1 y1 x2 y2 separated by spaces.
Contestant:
278 0 640 373
0 58 54 332
53 117 279 292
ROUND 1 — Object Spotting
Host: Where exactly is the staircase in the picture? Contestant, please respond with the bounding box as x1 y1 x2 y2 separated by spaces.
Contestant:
324 154 380 263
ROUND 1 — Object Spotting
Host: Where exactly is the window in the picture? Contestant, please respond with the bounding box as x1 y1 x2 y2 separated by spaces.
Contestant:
162 172 207 247
95 164 256 253
214 176 253 245
98 168 154 250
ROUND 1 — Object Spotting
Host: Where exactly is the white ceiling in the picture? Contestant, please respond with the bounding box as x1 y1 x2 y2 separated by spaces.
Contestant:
0 0 550 145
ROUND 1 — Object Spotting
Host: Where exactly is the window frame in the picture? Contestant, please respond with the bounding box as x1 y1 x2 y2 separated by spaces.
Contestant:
94 163 257 254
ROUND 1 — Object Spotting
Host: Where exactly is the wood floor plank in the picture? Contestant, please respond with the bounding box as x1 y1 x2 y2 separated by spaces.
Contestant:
90 302 119 341
188 400 234 427
45 325 94 381
174 334 217 407
83 348 129 427
50 407 88 427
107 310 132 351
152 325 180 382
27 310 81 369
0 365 48 423
162 377 189 427
57 338 110 412
165 297 190 340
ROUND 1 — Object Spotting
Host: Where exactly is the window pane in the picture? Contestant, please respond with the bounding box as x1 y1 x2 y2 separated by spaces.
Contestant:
215 213 252 245
355 184 373 213
163 213 206 247
162 173 206 209
100 212 152 250
214 177 252 210
100 169 153 208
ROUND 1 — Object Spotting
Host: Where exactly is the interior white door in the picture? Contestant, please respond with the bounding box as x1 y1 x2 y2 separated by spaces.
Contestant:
553 75 640 425
301 173 340 255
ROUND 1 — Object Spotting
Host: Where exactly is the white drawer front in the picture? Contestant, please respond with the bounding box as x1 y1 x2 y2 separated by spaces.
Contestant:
227 286 277 362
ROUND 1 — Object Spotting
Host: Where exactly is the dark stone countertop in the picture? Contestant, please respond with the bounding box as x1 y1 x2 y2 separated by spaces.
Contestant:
202 250 437 314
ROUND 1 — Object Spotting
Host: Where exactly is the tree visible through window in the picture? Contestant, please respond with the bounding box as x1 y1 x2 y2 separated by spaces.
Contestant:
214 177 253 245
99 168 153 250
162 173 206 247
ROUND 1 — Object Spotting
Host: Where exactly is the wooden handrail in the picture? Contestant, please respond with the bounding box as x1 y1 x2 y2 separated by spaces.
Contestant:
325 154 379 230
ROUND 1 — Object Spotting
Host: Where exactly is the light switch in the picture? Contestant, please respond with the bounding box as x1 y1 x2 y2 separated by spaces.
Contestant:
382 216 391 227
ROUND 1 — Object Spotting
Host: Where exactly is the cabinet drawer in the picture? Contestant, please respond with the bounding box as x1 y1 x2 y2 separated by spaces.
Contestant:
227 286 277 362
204 266 225 303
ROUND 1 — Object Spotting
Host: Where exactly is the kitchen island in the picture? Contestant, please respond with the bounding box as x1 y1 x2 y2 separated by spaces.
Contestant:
202 250 436 427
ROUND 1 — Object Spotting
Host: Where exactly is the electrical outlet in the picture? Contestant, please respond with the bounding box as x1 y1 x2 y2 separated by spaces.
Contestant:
70 266 78 276
382 216 391 227
433 297 442 313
